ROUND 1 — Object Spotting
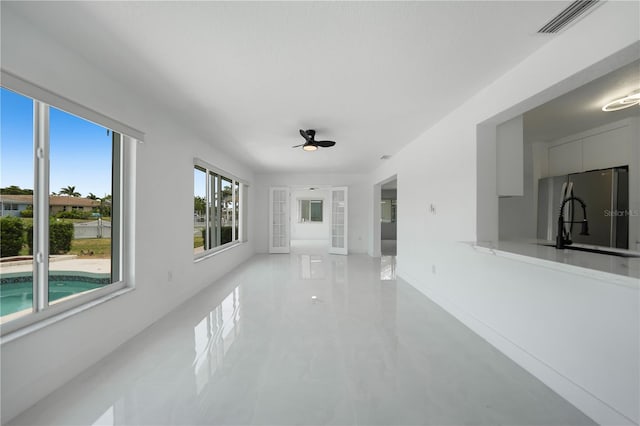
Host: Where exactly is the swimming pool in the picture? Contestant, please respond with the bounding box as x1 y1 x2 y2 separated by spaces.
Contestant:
0 273 110 316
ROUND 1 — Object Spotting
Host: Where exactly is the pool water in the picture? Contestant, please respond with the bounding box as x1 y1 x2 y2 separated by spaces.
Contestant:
0 280 105 316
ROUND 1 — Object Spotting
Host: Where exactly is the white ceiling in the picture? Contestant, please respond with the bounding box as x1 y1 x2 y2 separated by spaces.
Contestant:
7 1 580 173
524 59 640 143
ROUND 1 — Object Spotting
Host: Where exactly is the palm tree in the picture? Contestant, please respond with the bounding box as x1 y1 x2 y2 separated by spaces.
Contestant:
60 185 81 197
86 193 99 200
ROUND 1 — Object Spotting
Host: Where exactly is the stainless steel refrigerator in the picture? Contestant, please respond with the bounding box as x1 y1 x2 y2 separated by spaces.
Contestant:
537 167 629 249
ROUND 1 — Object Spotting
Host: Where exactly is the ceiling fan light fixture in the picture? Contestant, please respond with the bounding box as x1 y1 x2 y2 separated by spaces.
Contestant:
293 129 335 151
602 89 640 112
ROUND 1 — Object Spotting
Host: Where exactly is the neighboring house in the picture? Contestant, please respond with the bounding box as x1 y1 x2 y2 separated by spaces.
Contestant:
0 195 32 217
0 195 100 217
48 196 100 215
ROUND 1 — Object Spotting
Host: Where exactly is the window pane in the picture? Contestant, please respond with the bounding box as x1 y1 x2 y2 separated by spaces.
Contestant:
48 107 115 306
194 167 206 254
194 166 245 256
209 173 219 249
221 177 233 245
0 88 34 323
300 200 310 222
234 181 239 241
310 201 323 222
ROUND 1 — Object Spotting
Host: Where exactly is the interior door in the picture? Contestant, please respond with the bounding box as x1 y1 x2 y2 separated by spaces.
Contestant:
329 186 348 255
269 187 290 253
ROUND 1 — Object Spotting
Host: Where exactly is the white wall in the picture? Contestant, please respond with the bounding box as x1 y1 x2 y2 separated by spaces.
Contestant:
254 173 370 254
496 115 524 196
498 141 536 240
1 8 256 423
368 2 639 425
290 188 329 242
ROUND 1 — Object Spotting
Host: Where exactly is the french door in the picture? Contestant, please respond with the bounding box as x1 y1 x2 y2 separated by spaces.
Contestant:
329 186 348 255
269 187 290 253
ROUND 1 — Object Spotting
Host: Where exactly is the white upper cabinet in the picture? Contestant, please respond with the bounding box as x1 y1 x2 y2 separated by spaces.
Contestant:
582 124 631 171
548 140 583 176
546 119 634 176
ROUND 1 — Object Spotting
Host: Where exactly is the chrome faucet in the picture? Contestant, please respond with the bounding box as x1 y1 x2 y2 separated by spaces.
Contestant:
556 196 589 249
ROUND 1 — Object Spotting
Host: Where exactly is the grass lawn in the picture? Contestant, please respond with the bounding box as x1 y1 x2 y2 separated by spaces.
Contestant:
18 217 111 225
70 238 112 258
17 238 111 258
194 236 204 249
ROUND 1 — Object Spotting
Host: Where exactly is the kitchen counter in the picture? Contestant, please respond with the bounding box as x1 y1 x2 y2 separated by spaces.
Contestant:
471 240 640 287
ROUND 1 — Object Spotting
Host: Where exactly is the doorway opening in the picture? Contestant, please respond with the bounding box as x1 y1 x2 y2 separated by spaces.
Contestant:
381 179 397 255
290 186 330 253
269 185 349 255
371 175 397 257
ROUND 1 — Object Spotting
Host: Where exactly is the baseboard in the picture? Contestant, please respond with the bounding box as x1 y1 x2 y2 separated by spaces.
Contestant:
398 271 637 426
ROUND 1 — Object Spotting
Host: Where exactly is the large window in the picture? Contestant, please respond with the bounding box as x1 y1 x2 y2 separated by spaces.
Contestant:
299 199 323 223
0 79 138 335
193 161 246 257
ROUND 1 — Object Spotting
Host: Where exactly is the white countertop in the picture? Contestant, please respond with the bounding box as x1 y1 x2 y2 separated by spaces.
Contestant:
471 240 640 287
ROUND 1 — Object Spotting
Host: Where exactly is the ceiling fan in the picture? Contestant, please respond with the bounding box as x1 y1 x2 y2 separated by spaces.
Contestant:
293 129 336 152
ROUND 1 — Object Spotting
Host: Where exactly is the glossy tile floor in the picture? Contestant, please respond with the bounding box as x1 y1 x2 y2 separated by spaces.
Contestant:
10 251 595 426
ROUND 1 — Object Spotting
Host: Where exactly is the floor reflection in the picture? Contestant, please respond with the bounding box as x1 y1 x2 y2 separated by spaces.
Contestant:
193 286 240 394
299 254 325 279
380 255 396 280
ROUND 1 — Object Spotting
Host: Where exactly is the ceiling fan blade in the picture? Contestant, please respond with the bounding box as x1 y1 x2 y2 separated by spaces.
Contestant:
299 129 312 141
292 143 306 148
315 140 336 147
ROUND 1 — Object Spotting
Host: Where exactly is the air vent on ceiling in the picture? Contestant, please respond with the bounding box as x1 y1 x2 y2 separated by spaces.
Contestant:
537 0 600 34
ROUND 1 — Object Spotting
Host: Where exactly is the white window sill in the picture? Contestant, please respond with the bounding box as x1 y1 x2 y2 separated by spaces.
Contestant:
194 241 245 263
0 286 134 345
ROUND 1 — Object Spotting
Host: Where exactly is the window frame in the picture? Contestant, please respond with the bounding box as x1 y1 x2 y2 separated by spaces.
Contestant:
193 159 248 260
0 73 140 339
298 199 323 223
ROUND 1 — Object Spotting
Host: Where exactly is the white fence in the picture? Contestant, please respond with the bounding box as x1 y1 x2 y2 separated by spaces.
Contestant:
73 220 111 239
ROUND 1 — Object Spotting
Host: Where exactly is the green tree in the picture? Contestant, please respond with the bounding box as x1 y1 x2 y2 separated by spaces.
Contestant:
86 192 99 200
60 185 81 197
0 185 33 195
194 196 206 216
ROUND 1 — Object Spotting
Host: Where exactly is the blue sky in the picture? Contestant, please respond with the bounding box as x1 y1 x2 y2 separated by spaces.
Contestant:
194 167 207 198
193 169 234 202
1 87 113 197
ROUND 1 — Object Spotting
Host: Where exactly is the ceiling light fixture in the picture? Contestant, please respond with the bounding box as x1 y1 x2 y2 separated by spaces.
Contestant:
302 143 318 152
602 89 640 112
